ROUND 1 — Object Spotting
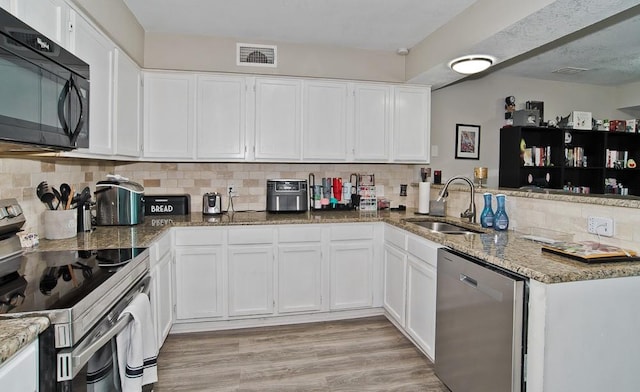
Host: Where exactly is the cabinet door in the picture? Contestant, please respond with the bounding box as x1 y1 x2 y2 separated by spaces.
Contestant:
154 252 174 348
393 86 431 162
228 245 274 316
354 84 391 161
406 256 437 359
174 246 223 320
277 244 323 313
113 49 142 157
15 0 68 46
302 80 348 160
70 11 114 155
254 78 302 160
143 72 195 158
0 340 38 391
383 244 407 326
196 75 247 159
329 241 374 310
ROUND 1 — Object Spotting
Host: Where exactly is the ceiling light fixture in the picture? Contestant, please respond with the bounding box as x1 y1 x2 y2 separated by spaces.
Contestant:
449 55 495 75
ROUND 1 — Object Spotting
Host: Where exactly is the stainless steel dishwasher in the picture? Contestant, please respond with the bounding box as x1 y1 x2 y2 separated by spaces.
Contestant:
435 248 527 392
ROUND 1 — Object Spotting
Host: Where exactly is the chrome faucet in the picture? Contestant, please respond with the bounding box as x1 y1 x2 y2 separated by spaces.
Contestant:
436 176 476 223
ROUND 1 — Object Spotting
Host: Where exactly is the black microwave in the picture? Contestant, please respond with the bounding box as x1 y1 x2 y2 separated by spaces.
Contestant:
0 7 89 151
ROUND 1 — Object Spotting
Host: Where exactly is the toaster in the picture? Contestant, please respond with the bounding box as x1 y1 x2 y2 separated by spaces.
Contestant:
203 192 223 215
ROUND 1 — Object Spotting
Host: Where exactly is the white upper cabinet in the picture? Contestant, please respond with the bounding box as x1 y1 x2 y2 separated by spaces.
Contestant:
113 49 142 157
196 75 247 160
254 77 302 160
69 10 114 155
302 80 348 161
143 72 195 159
14 0 69 46
353 83 391 161
393 86 431 162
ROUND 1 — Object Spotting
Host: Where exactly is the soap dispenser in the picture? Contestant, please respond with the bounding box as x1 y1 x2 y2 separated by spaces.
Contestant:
480 192 494 228
494 193 509 231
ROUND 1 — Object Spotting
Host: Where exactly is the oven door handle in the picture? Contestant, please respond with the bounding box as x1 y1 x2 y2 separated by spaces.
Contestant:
57 313 133 381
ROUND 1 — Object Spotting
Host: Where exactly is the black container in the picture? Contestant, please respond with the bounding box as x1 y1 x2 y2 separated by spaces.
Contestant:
145 195 191 215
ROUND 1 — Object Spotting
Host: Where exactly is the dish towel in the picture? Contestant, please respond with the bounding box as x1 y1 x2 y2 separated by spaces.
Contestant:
116 292 158 392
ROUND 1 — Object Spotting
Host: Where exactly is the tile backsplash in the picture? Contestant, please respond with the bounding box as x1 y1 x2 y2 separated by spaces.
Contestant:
0 157 422 234
115 162 421 212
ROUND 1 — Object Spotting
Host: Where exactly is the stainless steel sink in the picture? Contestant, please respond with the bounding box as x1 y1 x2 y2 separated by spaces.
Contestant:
405 220 482 235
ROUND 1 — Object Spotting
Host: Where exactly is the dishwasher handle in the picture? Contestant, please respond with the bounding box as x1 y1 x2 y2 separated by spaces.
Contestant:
460 273 478 288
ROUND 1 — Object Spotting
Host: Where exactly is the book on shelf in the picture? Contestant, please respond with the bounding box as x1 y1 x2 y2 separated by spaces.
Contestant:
605 149 629 168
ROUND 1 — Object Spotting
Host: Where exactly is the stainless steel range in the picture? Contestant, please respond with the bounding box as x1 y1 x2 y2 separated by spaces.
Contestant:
0 199 150 391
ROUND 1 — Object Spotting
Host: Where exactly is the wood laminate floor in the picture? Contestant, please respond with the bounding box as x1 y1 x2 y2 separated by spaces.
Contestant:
154 316 450 392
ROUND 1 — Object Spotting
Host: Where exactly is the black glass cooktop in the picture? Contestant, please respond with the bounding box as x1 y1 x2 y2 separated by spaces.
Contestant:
0 247 146 314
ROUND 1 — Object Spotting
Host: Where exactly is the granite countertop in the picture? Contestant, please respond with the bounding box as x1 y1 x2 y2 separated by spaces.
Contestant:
0 317 49 366
32 209 640 284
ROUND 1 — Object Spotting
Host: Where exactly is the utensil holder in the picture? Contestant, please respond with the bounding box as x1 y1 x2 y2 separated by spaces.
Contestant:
43 209 77 239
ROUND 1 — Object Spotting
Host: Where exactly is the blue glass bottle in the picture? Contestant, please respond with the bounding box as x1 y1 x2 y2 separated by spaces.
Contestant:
480 192 494 228
494 193 509 231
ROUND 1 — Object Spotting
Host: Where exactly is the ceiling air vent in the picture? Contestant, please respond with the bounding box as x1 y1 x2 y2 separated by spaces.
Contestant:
552 67 589 75
237 43 277 67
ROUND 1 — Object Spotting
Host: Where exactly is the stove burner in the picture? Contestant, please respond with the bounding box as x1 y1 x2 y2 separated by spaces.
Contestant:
0 247 148 315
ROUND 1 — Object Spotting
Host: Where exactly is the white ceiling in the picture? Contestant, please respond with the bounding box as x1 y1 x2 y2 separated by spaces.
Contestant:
122 0 640 88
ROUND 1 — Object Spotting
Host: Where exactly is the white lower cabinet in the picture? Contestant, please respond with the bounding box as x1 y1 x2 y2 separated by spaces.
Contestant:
383 243 407 326
174 246 224 320
0 339 38 391
173 228 225 321
329 224 376 310
149 231 174 348
382 224 440 359
406 254 437 359
227 226 275 317
404 233 440 359
277 245 323 313
152 251 173 348
227 245 274 316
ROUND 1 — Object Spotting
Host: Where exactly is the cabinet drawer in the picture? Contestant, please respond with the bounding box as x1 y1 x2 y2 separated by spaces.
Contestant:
228 227 274 244
174 227 224 246
384 224 406 249
330 224 374 241
279 225 322 243
407 235 440 267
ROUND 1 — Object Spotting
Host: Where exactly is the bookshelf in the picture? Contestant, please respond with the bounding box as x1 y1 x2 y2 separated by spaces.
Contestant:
499 126 640 196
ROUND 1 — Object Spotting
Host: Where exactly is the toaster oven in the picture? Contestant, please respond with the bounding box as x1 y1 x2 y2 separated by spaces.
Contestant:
266 179 307 212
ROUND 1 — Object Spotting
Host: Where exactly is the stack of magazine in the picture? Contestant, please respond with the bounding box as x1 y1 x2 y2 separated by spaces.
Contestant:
542 241 638 263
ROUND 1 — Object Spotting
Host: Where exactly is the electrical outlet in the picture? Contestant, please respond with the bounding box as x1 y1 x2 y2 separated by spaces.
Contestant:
228 185 238 197
587 216 614 237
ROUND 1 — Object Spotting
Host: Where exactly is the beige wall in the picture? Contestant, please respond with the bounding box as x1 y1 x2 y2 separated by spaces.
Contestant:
430 73 628 188
144 33 406 82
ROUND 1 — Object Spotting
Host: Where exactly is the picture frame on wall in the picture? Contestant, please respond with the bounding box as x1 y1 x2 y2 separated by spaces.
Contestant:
455 124 481 160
